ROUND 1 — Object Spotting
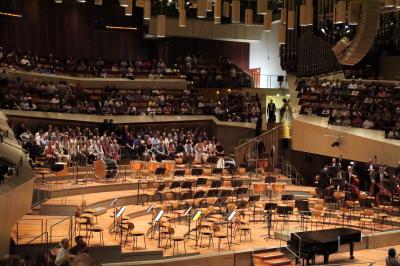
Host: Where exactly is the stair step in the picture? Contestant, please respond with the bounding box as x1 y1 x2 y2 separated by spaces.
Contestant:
253 251 284 260
263 258 293 266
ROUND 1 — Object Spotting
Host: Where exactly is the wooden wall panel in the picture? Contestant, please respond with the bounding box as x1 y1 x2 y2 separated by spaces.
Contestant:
159 38 250 71
0 0 149 60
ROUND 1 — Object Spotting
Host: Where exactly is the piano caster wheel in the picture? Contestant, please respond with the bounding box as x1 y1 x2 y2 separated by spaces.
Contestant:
350 255 355 260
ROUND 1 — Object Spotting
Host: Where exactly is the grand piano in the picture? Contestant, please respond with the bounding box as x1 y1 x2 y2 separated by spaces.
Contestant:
287 228 362 264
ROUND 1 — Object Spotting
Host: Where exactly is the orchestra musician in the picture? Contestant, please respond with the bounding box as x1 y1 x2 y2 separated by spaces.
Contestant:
316 165 329 198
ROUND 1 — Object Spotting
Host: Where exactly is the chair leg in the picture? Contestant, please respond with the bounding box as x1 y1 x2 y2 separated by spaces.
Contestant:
144 235 147 249
183 240 186 254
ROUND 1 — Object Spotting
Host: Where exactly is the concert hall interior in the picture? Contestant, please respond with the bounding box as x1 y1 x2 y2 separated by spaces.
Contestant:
2 0 400 266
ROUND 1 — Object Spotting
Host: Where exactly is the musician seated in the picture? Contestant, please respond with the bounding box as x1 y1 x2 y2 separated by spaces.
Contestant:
44 141 57 163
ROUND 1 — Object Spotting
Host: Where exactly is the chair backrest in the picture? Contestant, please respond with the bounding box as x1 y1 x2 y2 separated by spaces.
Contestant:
127 222 135 230
171 201 179 210
212 224 221 233
314 204 324 211
364 209 373 217
312 209 322 217
131 161 142 171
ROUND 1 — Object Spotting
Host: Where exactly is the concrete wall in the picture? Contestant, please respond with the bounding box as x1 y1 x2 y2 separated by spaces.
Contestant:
6 70 187 90
0 112 34 256
292 117 400 167
249 21 287 88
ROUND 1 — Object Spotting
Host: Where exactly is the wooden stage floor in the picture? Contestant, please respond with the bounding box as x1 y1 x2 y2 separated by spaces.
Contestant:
15 172 400 265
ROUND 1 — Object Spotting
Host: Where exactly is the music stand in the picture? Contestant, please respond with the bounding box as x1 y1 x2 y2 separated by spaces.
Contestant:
184 206 193 240
169 181 181 190
207 189 219 198
154 210 164 248
212 168 223 176
155 184 166 203
181 181 193 190
195 178 207 188
211 180 222 188
110 197 118 237
191 168 203 176
226 211 236 245
191 210 202 248
174 169 185 177
146 203 155 213
194 190 205 199
116 206 126 244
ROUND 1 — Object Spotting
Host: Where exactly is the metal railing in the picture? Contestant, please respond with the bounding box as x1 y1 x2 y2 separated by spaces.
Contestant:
48 216 73 243
234 125 282 169
280 157 304 186
16 218 45 244
25 231 49 246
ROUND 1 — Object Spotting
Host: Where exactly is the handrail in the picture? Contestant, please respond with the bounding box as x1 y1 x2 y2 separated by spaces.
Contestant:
234 125 282 169
48 216 73 243
25 231 49 245
235 125 283 150
16 218 44 244
291 232 302 260
280 157 304 185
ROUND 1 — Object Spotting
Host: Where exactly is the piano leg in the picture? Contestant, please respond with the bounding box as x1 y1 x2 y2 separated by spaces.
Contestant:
350 242 355 259
324 254 330 264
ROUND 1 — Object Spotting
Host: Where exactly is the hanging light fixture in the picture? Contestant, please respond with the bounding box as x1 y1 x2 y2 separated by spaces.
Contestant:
206 0 213 12
94 0 102 5
257 0 267 15
179 9 186 27
334 1 346 24
263 11 272 31
156 15 166 37
197 0 207 18
77 0 86 3
223 1 230 17
125 0 133 15
144 0 151 20
231 0 240 23
245 8 253 26
178 0 186 27
280 8 286 24
278 23 286 44
54 0 62 3
215 0 222 19
299 4 307 26
287 10 295 30
384 0 395 7
348 0 360 25
120 0 129 7
306 0 313 26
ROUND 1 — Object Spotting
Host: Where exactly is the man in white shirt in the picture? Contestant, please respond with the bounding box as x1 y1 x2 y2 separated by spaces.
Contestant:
55 238 70 266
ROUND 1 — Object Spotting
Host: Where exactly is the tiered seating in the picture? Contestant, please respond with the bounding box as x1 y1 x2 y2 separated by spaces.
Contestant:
296 78 400 139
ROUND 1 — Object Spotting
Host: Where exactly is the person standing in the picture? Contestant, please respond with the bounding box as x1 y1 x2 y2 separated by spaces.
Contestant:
267 99 276 123
279 98 288 122
255 113 262 136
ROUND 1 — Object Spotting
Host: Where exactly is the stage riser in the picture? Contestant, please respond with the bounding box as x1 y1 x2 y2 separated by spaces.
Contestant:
40 195 150 216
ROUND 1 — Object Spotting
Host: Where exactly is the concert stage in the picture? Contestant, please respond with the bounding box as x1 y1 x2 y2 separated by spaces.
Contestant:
12 166 400 265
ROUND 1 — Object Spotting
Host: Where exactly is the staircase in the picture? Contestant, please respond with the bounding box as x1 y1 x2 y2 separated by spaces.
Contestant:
253 250 294 266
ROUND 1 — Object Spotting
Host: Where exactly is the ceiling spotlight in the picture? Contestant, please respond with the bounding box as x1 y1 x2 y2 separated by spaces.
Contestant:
54 0 62 3
77 0 86 2
120 0 128 7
